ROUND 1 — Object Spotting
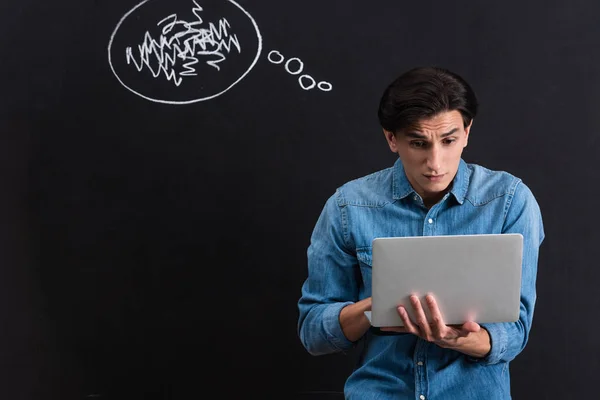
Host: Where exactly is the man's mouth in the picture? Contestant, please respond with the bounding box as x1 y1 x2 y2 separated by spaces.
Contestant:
424 174 445 182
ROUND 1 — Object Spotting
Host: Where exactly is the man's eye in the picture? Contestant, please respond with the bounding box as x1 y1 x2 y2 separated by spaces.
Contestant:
443 138 456 145
410 141 426 148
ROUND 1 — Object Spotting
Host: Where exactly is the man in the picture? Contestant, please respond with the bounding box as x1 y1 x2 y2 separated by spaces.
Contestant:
297 66 545 399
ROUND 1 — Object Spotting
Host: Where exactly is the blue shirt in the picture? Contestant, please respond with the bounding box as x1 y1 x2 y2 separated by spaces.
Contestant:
297 158 545 400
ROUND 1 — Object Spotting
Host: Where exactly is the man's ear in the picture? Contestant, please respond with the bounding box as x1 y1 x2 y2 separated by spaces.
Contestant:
383 129 399 152
464 120 473 147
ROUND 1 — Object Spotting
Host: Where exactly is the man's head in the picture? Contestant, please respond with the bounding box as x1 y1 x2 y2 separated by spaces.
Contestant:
377 66 478 206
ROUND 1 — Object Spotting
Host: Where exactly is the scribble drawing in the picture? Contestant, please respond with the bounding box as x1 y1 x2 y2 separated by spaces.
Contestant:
125 1 242 87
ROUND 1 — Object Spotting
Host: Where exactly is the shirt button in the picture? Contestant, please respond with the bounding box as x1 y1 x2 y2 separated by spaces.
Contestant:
417 361 423 366
428 218 433 224
420 395 426 400
413 195 418 201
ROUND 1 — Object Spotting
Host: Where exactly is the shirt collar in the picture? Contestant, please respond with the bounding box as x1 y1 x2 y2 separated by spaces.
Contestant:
392 158 470 205
449 159 469 204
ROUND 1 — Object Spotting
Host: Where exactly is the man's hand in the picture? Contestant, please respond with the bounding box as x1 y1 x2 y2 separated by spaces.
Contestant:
381 294 491 357
339 297 372 342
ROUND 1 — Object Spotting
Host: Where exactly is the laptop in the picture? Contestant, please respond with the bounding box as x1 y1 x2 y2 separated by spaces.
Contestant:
369 233 523 328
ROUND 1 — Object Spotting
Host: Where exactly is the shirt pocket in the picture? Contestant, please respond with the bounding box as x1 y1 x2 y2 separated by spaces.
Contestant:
356 247 373 295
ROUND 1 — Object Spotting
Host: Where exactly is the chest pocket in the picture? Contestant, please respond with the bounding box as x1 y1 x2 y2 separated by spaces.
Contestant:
356 247 373 295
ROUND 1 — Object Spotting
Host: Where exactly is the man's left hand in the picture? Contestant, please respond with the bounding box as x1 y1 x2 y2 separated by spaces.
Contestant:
381 294 482 349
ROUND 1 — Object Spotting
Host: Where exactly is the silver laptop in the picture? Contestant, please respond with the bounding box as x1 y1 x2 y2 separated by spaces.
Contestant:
370 233 523 328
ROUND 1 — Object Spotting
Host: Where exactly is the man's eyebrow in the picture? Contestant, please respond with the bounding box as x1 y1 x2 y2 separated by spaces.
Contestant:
404 128 459 139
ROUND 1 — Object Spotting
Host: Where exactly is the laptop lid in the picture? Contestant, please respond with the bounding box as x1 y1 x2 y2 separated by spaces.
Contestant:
370 233 523 328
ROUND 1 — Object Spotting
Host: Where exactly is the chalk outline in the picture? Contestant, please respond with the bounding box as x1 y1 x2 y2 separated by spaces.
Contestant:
108 0 263 105
317 81 332 92
268 49 333 92
267 50 284 64
284 58 304 75
298 75 315 90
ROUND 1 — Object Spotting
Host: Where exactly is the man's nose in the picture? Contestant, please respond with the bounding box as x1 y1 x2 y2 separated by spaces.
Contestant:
426 146 442 172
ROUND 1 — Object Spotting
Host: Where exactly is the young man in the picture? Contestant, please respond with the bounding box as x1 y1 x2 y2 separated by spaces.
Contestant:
297 66 545 399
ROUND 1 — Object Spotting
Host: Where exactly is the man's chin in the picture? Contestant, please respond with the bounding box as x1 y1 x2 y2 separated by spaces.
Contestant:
421 180 451 193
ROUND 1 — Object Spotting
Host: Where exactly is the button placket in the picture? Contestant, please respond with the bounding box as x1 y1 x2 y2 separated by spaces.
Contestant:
413 339 429 400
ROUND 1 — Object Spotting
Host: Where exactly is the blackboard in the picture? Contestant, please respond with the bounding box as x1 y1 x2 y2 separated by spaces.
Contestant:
2 0 599 398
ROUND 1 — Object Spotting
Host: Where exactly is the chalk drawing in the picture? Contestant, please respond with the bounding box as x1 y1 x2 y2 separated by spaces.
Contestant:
108 0 262 104
267 50 333 92
109 1 332 103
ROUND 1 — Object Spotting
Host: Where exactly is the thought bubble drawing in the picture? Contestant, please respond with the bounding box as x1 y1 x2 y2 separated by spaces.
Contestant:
108 0 262 104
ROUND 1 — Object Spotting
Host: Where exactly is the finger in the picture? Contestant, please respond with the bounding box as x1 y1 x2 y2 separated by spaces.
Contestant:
397 305 420 336
410 295 434 341
451 321 481 338
424 294 445 339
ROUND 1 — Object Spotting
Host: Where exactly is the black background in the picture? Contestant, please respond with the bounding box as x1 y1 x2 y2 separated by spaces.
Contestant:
1 0 599 399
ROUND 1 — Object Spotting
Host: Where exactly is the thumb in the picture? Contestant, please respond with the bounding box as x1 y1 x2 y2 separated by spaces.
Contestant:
462 321 481 333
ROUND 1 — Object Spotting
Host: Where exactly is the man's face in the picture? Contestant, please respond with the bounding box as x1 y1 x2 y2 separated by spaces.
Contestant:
384 110 471 205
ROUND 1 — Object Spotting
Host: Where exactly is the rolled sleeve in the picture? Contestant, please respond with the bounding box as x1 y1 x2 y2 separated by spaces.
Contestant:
322 302 356 350
469 323 509 364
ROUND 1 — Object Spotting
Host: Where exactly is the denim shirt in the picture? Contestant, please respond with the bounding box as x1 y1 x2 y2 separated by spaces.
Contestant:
297 158 545 400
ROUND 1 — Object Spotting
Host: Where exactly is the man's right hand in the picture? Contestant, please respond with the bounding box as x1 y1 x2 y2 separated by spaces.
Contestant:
339 297 372 342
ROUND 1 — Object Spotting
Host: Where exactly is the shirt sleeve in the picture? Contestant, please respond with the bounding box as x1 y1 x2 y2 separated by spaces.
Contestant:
470 180 545 365
297 189 361 356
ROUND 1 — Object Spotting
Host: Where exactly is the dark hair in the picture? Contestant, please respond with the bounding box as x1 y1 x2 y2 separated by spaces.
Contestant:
377 66 478 133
